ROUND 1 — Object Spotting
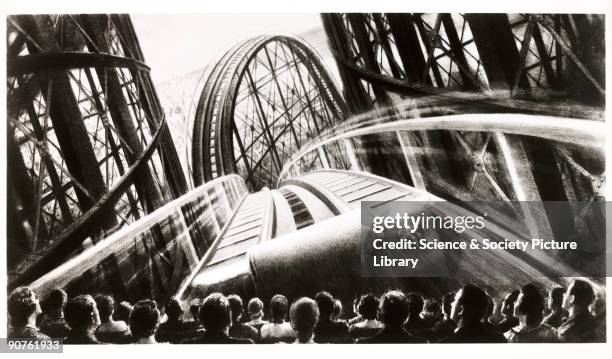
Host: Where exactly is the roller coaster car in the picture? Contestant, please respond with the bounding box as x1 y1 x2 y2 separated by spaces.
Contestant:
177 174 605 314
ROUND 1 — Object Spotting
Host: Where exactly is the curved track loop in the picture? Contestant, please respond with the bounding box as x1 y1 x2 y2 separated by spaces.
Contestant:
191 35 346 190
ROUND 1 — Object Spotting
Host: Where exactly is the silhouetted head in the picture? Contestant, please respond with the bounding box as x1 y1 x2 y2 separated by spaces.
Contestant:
357 294 379 320
269 294 289 324
548 287 566 310
378 290 408 327
406 293 424 317
95 295 115 323
130 299 160 339
314 291 335 320
65 294 100 332
451 284 488 325
290 297 319 338
199 293 231 332
165 298 184 322
514 283 545 327
247 297 264 320
564 279 595 310
227 294 244 322
115 301 133 323
42 289 67 317
8 287 42 328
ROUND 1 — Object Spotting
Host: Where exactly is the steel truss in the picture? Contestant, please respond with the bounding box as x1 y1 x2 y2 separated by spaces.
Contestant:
191 35 347 191
7 14 187 288
320 13 604 206
322 13 604 106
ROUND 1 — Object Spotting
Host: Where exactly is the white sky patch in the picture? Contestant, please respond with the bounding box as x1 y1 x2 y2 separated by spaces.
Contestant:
132 14 322 84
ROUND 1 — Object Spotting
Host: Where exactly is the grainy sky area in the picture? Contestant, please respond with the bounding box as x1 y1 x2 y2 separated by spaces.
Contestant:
132 14 322 84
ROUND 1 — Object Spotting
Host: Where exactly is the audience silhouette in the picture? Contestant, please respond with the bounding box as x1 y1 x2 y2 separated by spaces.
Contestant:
441 285 506 343
64 295 101 344
358 290 427 343
130 299 161 344
260 294 296 343
505 284 557 343
6 279 605 345
8 287 48 340
95 294 131 343
313 291 350 343
183 293 253 344
39 289 69 339
290 297 319 344
156 297 202 343
227 294 258 342
558 279 603 342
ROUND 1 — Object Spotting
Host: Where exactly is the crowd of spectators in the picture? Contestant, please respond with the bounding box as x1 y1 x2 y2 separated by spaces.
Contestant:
7 279 605 344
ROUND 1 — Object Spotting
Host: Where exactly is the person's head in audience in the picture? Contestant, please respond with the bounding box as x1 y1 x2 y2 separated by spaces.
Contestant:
501 290 520 318
332 299 343 322
42 289 67 318
227 294 245 324
563 279 595 315
314 291 335 321
451 284 488 326
65 295 101 336
130 299 160 343
200 293 232 334
548 287 566 311
115 301 133 324
423 297 441 319
8 287 42 330
378 290 409 329
95 295 116 324
165 298 184 323
269 294 289 324
290 297 319 343
442 292 455 321
189 299 201 322
405 292 424 320
358 294 379 321
247 297 265 322
514 284 545 327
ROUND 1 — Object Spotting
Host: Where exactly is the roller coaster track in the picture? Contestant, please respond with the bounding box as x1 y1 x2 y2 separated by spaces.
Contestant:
14 30 606 309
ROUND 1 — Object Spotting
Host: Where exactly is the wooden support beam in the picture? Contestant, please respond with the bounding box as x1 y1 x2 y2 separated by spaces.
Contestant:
9 118 167 290
346 14 391 104
371 14 403 79
440 14 481 91
386 13 432 85
531 23 560 89
15 15 116 233
113 13 188 196
466 14 529 93
321 13 372 114
80 14 165 213
413 14 445 87
7 130 50 247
